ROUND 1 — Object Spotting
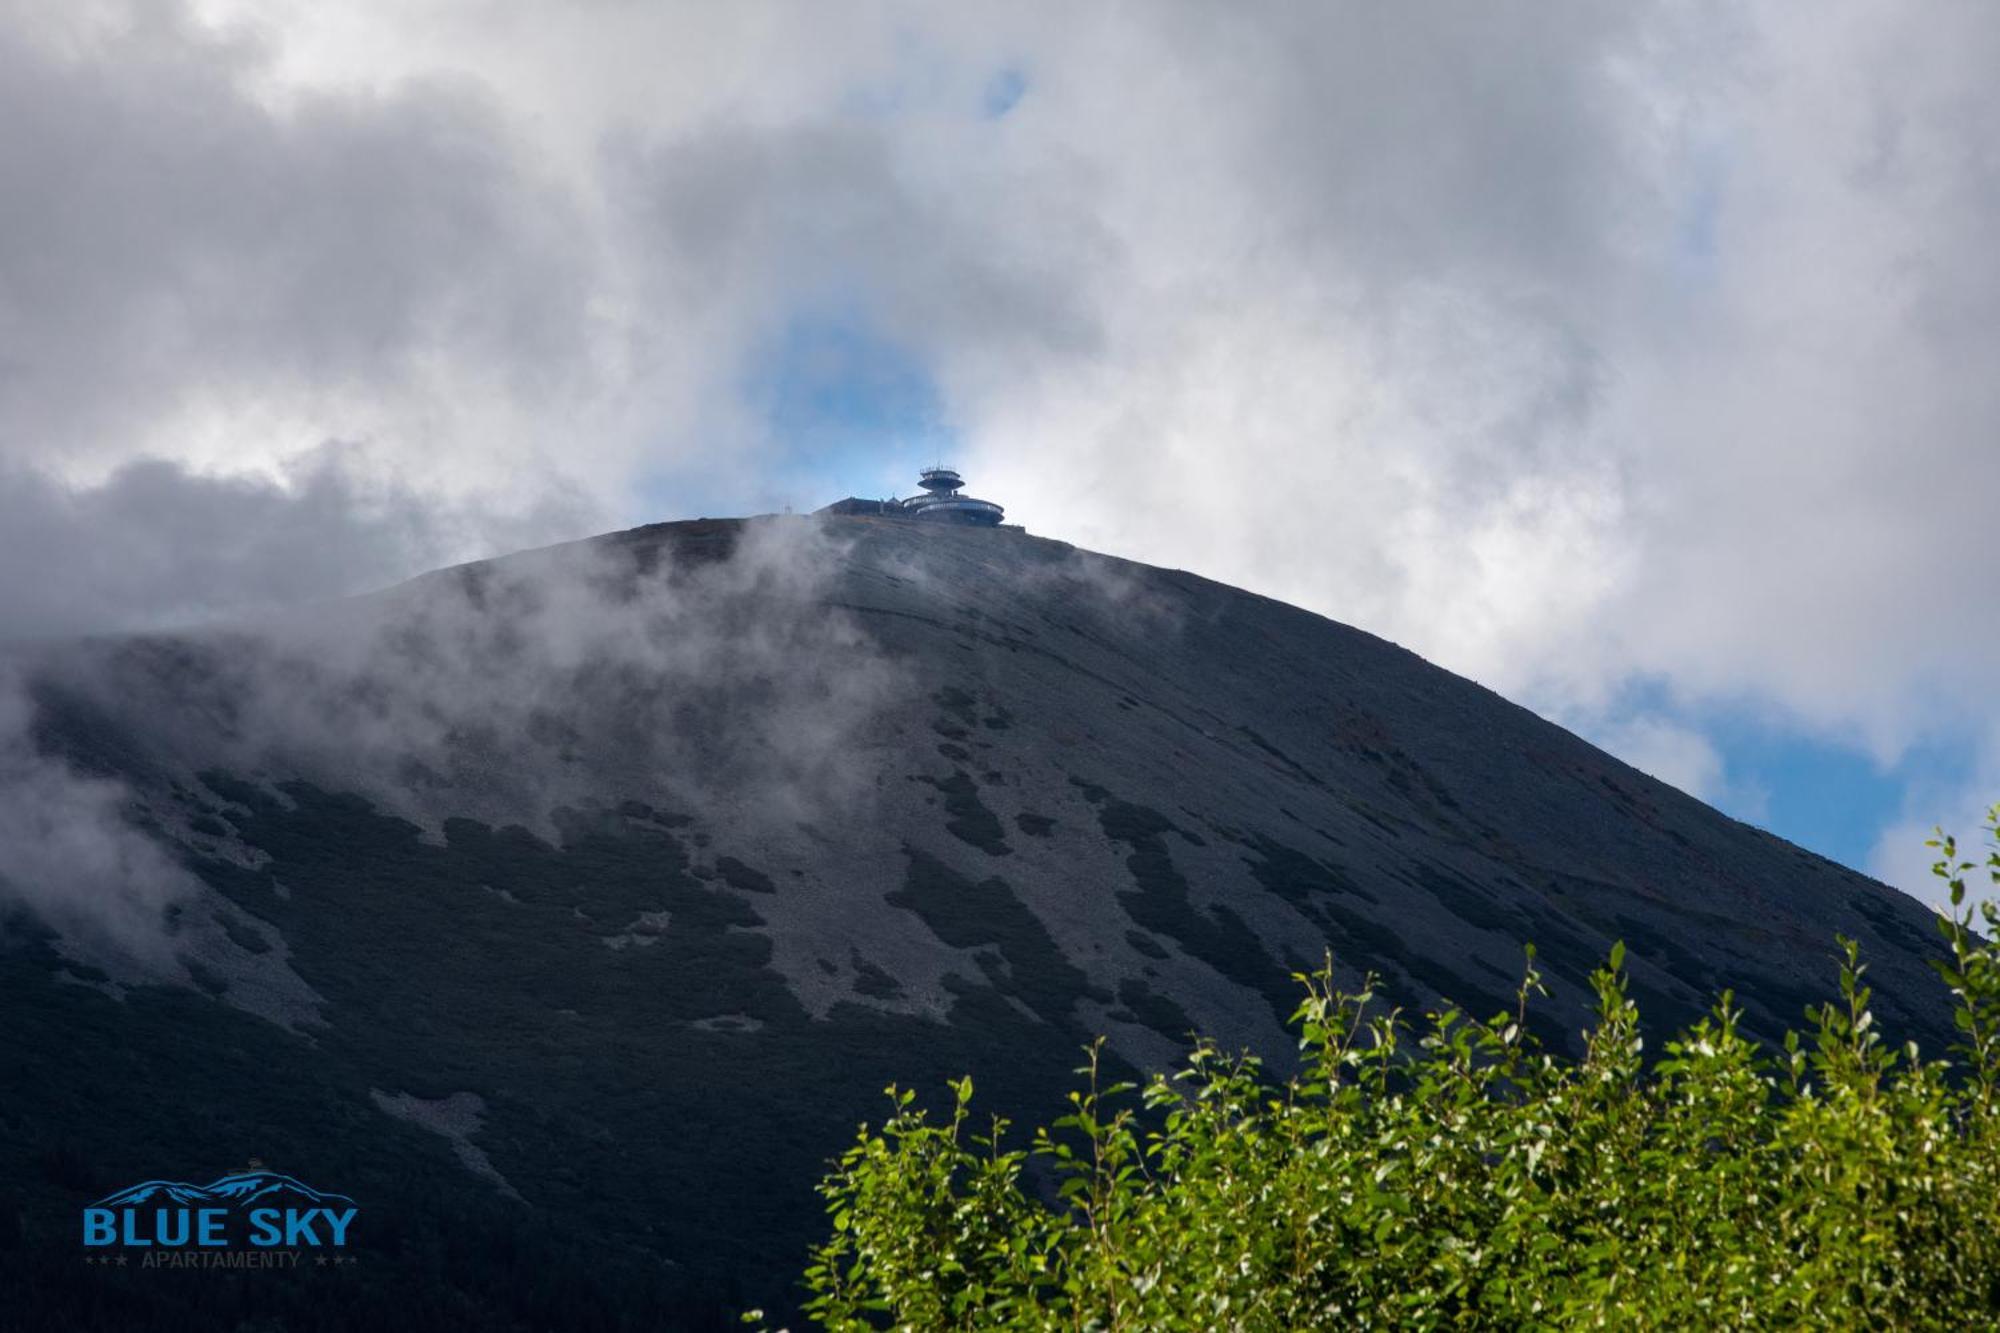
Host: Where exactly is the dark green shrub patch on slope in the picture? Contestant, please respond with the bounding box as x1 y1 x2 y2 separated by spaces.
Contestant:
781 811 2000 1330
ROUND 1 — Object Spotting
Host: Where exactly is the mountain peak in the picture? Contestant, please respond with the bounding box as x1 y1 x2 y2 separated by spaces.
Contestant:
15 512 1952 1318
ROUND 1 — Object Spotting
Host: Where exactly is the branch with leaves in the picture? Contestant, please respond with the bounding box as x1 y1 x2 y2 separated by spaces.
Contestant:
763 808 2000 1331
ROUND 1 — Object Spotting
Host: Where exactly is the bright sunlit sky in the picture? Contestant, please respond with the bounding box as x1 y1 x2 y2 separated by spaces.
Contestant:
2 2 1996 907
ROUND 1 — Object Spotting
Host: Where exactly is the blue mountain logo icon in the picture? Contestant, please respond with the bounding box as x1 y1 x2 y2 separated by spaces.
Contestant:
84 1170 359 1251
93 1172 353 1210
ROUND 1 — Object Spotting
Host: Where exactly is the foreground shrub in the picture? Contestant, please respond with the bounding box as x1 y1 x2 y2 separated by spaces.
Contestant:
772 809 2000 1330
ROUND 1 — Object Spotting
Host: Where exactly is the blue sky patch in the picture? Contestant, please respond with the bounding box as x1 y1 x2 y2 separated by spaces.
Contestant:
742 309 956 503
983 68 1028 118
1598 677 1976 875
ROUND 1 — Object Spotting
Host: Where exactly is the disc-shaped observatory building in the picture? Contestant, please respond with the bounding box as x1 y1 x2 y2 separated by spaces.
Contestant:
817 467 1008 527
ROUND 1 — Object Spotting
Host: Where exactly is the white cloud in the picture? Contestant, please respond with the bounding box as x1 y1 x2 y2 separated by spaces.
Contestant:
1868 741 2000 913
3 1 1998 897
1587 714 1728 805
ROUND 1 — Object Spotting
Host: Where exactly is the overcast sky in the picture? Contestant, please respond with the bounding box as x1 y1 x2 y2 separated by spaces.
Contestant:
2 1 1995 906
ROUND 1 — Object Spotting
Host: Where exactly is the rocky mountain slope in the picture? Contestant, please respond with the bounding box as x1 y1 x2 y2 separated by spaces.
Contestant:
0 515 1953 1328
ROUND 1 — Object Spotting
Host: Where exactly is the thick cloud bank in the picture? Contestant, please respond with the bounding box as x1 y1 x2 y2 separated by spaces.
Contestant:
0 445 596 642
2 2 1998 905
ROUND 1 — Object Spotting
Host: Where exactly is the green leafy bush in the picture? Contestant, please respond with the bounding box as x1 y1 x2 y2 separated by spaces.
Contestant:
772 808 2000 1330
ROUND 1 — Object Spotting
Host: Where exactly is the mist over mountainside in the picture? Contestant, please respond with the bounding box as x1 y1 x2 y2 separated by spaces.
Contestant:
0 515 1954 1327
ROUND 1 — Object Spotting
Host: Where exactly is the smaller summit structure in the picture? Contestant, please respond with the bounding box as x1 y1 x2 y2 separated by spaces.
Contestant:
818 466 1007 527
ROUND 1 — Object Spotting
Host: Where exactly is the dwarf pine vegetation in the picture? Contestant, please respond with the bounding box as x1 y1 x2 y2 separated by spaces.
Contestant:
776 809 2000 1330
